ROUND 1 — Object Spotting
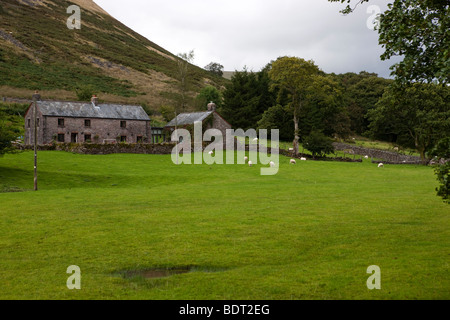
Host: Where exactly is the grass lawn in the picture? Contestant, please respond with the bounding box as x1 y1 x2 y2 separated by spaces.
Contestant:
0 151 448 299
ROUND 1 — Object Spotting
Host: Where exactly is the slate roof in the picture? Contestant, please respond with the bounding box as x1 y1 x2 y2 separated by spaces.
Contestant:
165 111 213 127
34 101 150 121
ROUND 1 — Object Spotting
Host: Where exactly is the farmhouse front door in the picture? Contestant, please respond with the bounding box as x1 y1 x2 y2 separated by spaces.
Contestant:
71 133 78 143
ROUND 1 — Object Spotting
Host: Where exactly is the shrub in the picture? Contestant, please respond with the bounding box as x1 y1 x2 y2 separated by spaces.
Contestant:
429 137 450 204
75 85 95 101
303 130 335 158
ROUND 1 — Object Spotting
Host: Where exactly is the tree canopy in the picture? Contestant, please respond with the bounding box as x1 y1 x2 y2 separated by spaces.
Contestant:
368 83 450 162
195 86 223 111
221 67 275 130
329 0 449 84
204 62 224 77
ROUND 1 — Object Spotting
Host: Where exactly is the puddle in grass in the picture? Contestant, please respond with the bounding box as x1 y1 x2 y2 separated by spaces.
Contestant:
120 266 227 279
124 268 190 279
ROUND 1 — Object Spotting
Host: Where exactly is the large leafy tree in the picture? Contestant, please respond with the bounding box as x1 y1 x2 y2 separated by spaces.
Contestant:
330 72 391 135
301 75 350 140
368 83 450 163
268 57 320 155
257 104 294 142
329 0 449 84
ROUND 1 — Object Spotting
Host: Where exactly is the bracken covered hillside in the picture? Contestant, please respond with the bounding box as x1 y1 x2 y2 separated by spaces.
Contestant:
0 0 227 109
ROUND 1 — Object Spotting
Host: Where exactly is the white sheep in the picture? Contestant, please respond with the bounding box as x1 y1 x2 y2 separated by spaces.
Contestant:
378 163 384 168
364 155 369 159
208 151 214 155
244 156 248 162
289 148 294 152
248 160 253 167
253 138 258 142
300 157 307 161
269 161 276 167
290 159 296 164
393 147 399 151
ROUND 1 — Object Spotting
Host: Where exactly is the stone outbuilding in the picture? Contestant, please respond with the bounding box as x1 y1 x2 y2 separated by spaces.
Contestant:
164 102 231 141
24 96 151 145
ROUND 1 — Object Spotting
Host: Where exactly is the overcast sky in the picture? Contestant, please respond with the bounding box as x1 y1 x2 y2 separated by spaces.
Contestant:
94 0 401 78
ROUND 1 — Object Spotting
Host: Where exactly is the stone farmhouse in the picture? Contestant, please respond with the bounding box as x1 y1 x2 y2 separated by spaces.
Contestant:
24 96 151 145
164 102 232 141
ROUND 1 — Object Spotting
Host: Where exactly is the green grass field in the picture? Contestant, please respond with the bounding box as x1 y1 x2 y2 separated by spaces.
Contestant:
0 151 448 299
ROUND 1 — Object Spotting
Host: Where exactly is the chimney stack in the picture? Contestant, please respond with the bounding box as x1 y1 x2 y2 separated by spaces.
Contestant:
91 94 99 106
32 90 41 101
207 101 217 111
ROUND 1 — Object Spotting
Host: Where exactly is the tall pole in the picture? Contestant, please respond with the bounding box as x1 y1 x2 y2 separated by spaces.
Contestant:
33 97 37 191
32 91 40 191
175 111 178 165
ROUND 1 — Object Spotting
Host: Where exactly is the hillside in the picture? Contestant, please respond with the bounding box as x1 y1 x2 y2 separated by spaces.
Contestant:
0 0 227 109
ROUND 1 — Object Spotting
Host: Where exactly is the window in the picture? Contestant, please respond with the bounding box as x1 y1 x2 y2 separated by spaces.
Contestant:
57 134 65 142
120 136 127 142
84 119 91 127
58 118 65 127
120 121 127 128
84 134 92 142
37 118 40 127
27 119 31 128
136 136 143 143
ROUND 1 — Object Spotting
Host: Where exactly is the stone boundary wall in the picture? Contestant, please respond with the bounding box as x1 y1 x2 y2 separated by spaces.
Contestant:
20 143 176 155
19 141 424 164
332 142 422 164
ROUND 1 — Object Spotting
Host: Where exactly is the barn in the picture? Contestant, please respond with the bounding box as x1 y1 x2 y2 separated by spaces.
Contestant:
164 102 231 141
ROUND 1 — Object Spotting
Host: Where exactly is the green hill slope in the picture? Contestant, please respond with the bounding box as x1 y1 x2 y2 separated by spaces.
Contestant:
0 0 226 109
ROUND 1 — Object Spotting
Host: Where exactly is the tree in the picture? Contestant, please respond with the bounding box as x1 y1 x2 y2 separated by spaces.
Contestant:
301 75 350 139
75 85 95 101
195 86 223 111
303 130 335 158
159 105 176 122
268 57 320 155
330 73 392 135
429 137 450 204
0 118 17 156
368 83 450 163
176 50 195 112
329 0 449 84
0 103 26 156
222 67 275 130
205 62 224 77
257 104 294 141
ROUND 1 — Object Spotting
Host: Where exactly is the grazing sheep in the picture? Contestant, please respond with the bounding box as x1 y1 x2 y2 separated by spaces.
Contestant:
208 151 214 155
289 148 294 152
300 157 307 161
248 160 253 167
378 163 384 168
269 161 276 167
393 147 399 151
244 156 248 162
290 159 296 164
364 155 369 159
